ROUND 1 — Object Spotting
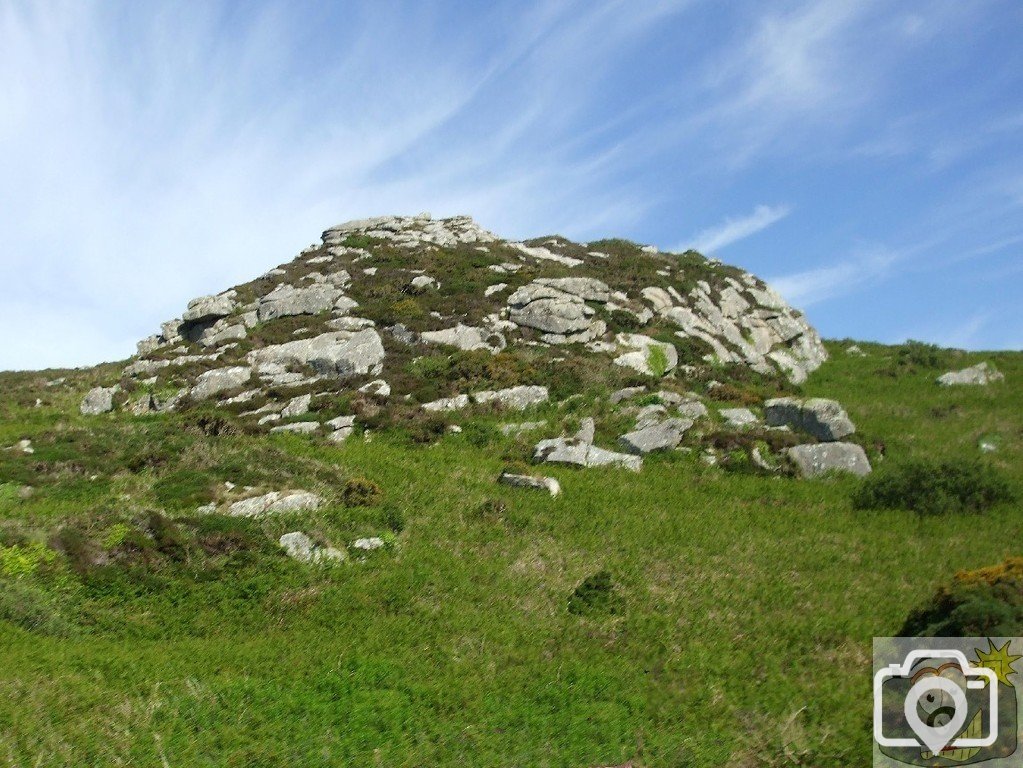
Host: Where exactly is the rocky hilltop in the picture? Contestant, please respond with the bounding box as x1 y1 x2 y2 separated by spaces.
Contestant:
80 213 867 475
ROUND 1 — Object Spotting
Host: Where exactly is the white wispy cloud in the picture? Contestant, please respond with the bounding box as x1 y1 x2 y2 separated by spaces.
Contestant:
768 246 899 307
0 0 689 369
683 204 791 253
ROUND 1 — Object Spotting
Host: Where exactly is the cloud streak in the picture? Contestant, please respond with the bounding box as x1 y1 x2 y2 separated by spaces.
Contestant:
684 204 791 253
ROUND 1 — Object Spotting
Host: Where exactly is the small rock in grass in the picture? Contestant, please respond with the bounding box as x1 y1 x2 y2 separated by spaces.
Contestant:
498 471 561 497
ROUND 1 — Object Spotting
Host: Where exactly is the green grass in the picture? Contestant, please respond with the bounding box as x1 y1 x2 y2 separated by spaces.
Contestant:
0 341 1020 766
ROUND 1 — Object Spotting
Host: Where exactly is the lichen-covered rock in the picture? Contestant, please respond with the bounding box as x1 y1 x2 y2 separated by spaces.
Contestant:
270 421 320 435
719 408 759 428
937 362 1004 386
247 329 385 378
421 324 505 353
257 283 346 322
190 366 251 400
182 293 236 323
227 490 323 517
279 531 345 564
422 394 470 412
80 386 118 415
533 432 642 472
473 385 548 410
281 394 312 418
618 417 692 454
788 443 872 477
764 397 855 441
498 472 561 496
613 334 678 376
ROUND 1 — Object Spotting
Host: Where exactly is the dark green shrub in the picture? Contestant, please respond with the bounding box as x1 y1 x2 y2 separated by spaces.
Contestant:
852 460 1014 515
901 558 1023 636
568 570 623 616
341 477 383 507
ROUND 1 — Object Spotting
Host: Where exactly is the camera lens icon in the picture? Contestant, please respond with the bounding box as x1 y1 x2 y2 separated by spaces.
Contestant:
904 676 969 755
873 648 999 756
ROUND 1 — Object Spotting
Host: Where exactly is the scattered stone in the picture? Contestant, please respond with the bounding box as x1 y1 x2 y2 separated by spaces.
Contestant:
617 417 692 455
845 344 866 356
421 324 506 353
359 379 391 397
498 471 561 497
227 491 323 517
326 415 357 430
281 393 312 418
422 394 470 412
473 385 549 410
190 366 252 400
484 283 508 297
352 537 386 551
80 386 118 415
11 439 34 454
409 275 439 292
279 532 345 564
533 426 642 472
270 421 320 434
182 293 235 323
128 394 157 416
610 386 646 404
719 408 759 428
613 334 678 376
937 362 1005 386
257 283 345 322
677 399 709 420
787 443 872 477
247 329 385 378
764 397 855 441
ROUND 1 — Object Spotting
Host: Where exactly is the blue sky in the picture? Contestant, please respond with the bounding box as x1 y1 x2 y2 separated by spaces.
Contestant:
1 0 1021 370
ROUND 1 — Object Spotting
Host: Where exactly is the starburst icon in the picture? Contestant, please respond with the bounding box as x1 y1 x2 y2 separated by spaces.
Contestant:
973 639 1022 687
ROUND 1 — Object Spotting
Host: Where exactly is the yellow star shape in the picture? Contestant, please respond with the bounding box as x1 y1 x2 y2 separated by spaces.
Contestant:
973 639 1022 687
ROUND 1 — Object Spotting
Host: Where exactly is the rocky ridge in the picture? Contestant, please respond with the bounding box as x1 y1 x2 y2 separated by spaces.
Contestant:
80 213 868 477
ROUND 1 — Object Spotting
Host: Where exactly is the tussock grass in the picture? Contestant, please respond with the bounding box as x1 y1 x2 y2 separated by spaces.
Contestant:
0 341 1019 765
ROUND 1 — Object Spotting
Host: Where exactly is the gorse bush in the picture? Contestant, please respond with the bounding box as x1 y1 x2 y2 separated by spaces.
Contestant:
901 558 1023 636
851 459 1014 515
341 477 383 507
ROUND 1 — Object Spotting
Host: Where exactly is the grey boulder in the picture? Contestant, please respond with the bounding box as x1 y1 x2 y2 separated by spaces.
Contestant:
190 366 252 400
618 417 693 455
257 283 345 322
937 362 1005 386
764 397 855 441
80 386 118 415
228 490 324 518
247 329 385 378
787 443 872 477
279 531 345 564
498 472 561 497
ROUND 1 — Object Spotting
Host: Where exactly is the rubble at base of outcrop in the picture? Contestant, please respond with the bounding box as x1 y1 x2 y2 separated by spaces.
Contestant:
937 362 1004 386
534 419 643 472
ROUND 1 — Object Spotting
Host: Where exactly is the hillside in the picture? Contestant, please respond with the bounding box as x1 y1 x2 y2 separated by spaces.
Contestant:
0 215 1019 767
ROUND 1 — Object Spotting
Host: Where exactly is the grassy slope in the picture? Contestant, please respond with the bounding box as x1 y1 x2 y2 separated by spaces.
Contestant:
0 342 1020 767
